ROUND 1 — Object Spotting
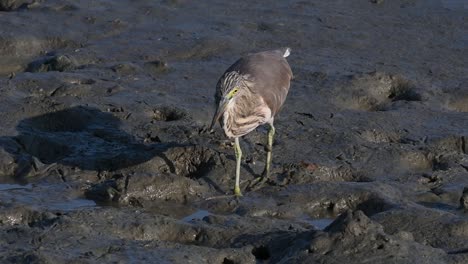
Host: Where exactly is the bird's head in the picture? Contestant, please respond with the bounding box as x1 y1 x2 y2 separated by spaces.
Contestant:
210 72 245 130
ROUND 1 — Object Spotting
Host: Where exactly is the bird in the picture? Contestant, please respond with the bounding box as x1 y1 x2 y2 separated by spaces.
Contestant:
210 47 293 196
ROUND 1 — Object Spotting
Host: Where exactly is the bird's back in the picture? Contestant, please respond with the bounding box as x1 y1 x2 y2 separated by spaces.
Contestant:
220 48 293 116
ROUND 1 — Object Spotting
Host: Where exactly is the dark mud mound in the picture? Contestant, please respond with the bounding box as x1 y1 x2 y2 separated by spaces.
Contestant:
300 210 448 263
84 145 226 204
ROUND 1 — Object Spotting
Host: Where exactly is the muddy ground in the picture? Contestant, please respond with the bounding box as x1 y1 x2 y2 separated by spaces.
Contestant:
0 0 467 263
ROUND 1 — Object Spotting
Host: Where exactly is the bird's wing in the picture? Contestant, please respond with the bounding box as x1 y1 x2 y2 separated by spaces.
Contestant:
227 49 292 115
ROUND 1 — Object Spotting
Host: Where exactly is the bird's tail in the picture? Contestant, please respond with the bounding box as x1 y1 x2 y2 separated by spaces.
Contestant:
283 47 291 57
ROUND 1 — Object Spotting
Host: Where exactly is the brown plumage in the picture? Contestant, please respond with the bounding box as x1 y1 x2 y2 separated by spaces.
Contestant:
211 48 292 137
210 47 293 196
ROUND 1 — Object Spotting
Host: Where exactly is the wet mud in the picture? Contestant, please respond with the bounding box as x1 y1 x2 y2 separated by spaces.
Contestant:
0 0 467 263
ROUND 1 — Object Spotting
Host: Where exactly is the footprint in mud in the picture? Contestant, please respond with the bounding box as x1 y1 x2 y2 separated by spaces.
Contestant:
335 72 421 111
152 105 188 122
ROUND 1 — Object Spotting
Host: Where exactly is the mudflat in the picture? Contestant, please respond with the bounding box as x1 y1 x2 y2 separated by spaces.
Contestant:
0 0 467 263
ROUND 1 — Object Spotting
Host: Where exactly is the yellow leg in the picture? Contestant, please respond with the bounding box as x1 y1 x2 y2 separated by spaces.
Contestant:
263 124 275 178
234 137 243 196
247 124 275 191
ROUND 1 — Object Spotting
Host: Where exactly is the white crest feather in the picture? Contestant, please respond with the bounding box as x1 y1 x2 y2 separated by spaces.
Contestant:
283 48 291 57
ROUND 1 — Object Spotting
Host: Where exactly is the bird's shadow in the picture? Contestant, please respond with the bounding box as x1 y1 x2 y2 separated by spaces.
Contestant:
0 106 179 182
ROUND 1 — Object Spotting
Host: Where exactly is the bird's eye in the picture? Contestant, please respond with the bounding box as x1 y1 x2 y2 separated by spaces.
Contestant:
227 88 239 99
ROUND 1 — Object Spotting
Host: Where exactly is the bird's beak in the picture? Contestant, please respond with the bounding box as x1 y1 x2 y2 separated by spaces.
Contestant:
210 98 228 131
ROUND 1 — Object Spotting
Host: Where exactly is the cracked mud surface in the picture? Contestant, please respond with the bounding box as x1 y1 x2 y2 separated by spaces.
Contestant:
0 0 467 263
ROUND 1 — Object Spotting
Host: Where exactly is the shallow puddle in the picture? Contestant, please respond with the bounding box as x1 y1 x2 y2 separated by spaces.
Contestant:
0 183 33 191
181 209 211 222
0 183 97 211
301 217 335 230
47 198 97 211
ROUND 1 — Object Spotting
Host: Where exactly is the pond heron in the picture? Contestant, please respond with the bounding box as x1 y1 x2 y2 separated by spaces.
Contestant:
210 48 293 196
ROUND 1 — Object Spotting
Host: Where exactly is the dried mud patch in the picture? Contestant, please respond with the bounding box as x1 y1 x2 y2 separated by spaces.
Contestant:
335 72 421 111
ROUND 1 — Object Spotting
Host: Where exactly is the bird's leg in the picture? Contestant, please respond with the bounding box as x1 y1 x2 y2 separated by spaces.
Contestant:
234 137 243 196
262 123 275 180
248 124 275 191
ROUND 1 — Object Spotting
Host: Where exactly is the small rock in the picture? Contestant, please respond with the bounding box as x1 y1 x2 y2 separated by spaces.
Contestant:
26 55 78 72
460 187 468 210
308 233 332 254
144 60 169 75
324 210 376 236
0 138 22 177
85 179 120 202
111 63 140 75
0 147 16 177
394 231 414 241
299 161 319 172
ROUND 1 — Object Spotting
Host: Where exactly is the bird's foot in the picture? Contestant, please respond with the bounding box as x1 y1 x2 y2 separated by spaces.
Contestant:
234 186 243 197
247 175 269 192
